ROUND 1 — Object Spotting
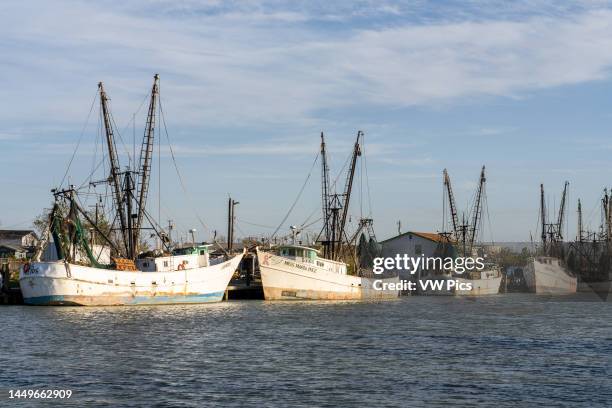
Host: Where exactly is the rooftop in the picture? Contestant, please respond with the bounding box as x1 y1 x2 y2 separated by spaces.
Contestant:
381 231 454 244
0 229 36 240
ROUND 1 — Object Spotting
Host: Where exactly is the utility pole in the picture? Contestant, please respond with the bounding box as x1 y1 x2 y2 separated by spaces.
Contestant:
227 197 239 252
577 199 583 243
540 184 547 253
397 220 401 235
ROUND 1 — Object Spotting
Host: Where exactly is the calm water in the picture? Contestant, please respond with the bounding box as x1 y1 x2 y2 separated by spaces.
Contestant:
1 294 611 407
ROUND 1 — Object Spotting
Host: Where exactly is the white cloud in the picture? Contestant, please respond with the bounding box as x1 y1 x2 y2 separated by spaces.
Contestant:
2 1 612 133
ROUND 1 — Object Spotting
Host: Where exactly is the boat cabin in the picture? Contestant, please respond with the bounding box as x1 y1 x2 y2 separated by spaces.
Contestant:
136 244 213 272
275 245 347 275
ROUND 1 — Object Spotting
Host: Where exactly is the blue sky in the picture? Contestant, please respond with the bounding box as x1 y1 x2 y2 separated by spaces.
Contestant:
2 0 612 242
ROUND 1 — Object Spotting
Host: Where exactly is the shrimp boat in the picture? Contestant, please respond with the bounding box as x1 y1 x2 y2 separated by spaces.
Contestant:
257 245 399 300
420 167 502 296
455 267 502 295
259 132 399 300
451 167 501 296
20 75 244 306
524 183 576 294
566 193 612 297
21 245 244 306
524 256 576 295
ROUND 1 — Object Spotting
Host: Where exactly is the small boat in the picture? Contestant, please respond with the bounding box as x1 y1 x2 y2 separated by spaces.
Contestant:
419 166 502 296
257 245 399 300
525 183 577 294
524 256 577 295
20 75 244 306
455 268 502 296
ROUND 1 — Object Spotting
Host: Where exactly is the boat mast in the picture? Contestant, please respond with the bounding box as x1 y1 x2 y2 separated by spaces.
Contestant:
335 131 362 260
602 189 609 241
320 132 331 258
540 183 547 253
134 74 160 253
556 181 569 240
443 168 459 240
328 195 341 259
607 189 612 246
467 165 486 253
98 82 129 256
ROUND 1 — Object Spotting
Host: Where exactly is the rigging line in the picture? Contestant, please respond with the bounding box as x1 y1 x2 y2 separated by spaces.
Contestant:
89 110 102 193
127 92 151 192
234 223 247 239
60 91 98 188
362 139 373 218
330 146 352 191
158 98 227 255
109 110 134 167
270 152 320 239
76 158 107 191
306 136 359 225
360 142 363 218
485 191 494 245
119 91 149 137
236 219 277 229
299 142 353 230
300 206 319 229
302 217 323 230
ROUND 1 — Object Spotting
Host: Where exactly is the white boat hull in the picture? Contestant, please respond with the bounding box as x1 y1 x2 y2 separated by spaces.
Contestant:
456 270 502 296
19 253 244 306
257 249 399 300
525 257 577 294
419 270 502 296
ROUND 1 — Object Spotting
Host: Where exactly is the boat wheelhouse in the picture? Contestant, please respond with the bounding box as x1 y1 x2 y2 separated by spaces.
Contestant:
274 245 347 275
136 245 219 272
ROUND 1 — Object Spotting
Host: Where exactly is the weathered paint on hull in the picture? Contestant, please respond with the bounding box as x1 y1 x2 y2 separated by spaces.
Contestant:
263 285 399 301
19 253 244 306
525 257 577 294
23 292 225 306
257 249 399 301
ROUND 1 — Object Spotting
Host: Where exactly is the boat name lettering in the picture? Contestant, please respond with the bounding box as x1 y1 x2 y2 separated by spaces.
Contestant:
23 264 40 275
283 260 317 273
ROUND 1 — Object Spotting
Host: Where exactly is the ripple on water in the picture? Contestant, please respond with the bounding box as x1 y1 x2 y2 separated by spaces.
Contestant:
1 294 611 407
